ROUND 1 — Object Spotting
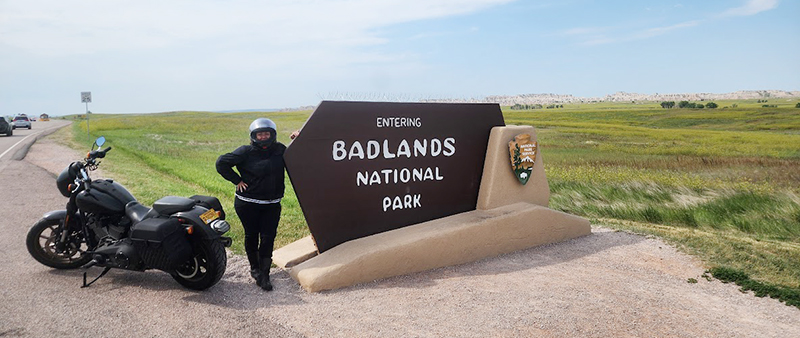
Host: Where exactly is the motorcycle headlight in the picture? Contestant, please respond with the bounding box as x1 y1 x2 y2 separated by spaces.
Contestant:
209 219 230 234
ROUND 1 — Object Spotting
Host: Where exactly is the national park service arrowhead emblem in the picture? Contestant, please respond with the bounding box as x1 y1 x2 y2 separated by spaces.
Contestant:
509 134 537 185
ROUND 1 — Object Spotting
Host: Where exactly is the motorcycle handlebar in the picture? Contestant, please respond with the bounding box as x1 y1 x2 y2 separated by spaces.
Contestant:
87 147 112 160
97 147 112 158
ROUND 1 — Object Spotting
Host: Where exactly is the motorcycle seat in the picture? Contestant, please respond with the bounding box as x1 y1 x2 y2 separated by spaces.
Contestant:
125 201 157 224
152 196 196 215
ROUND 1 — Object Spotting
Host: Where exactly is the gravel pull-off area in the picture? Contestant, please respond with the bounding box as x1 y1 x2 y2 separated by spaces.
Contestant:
1 135 798 337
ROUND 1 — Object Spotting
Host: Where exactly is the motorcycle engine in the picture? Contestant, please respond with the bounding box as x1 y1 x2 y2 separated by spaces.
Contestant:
92 238 142 270
87 214 131 240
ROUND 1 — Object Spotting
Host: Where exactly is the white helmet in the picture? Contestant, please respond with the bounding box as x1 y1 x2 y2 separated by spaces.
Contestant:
249 118 277 149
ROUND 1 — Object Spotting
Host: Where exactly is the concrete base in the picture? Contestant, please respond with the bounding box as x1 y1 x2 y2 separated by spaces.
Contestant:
278 202 590 292
272 124 591 292
273 235 317 268
478 125 549 209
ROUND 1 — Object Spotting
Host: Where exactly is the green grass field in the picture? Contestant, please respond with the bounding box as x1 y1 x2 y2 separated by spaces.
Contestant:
61 98 800 305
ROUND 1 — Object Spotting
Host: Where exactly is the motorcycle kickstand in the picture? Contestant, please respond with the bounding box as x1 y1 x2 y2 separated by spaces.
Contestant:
82 267 111 288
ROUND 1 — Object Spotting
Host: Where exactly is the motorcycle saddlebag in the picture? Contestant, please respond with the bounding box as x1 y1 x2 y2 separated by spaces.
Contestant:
129 217 192 270
190 195 226 220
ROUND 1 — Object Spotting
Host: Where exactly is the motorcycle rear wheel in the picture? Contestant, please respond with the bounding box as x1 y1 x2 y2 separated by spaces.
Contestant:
26 218 91 269
171 239 227 290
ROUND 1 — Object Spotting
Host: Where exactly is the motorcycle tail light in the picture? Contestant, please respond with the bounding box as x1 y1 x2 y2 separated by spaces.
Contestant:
210 219 230 234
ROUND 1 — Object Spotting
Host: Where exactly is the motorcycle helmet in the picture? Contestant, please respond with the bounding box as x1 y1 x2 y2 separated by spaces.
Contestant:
249 118 277 149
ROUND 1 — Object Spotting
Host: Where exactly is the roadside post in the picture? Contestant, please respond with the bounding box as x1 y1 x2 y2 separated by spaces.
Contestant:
81 91 91 142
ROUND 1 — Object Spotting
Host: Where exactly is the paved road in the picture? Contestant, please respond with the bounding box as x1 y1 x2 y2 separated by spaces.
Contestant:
0 120 71 162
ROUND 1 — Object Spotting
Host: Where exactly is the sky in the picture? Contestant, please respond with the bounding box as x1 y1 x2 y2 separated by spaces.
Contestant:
1 0 798 115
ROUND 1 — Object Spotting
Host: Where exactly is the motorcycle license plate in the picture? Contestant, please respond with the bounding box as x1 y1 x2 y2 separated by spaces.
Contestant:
199 208 218 224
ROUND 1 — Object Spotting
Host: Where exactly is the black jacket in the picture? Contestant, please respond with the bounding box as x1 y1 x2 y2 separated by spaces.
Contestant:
216 143 286 201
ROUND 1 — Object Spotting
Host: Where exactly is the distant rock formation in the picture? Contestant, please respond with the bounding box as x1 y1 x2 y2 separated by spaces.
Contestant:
421 90 800 105
286 90 798 111
278 105 317 112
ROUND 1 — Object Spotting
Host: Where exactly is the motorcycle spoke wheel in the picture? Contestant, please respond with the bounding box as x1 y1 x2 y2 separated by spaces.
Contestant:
38 226 85 263
26 218 92 269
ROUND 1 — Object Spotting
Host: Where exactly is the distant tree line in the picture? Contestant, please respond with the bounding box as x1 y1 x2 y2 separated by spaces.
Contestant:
660 101 718 109
510 104 565 110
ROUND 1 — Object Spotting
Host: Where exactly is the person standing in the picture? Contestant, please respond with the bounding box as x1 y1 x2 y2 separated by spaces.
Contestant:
216 118 286 291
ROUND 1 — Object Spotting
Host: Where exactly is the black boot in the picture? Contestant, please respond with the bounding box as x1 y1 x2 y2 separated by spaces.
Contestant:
257 259 273 291
247 250 261 283
250 268 262 282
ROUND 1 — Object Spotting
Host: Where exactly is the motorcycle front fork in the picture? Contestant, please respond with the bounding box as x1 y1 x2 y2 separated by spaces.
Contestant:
56 205 91 253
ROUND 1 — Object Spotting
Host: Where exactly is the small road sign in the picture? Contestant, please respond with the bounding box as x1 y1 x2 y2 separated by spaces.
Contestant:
81 92 92 103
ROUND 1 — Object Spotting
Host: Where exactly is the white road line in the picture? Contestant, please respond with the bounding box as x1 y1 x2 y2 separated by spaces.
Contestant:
0 129 48 160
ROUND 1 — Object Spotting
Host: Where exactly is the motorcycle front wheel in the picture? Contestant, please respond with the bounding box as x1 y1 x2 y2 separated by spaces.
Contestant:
171 239 227 290
26 218 92 269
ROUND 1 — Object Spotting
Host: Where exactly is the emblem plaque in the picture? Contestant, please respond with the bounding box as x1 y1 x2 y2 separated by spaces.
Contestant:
508 134 537 185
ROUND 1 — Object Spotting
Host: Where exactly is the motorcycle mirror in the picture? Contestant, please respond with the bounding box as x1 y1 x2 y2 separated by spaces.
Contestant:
94 136 106 148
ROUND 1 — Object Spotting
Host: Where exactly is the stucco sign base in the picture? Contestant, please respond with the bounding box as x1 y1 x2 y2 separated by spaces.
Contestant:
273 124 591 292
277 203 589 292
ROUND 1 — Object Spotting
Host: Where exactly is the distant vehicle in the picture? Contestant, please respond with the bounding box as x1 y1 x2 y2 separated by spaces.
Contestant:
30 117 37 122
0 116 12 136
40 113 50 121
12 115 32 129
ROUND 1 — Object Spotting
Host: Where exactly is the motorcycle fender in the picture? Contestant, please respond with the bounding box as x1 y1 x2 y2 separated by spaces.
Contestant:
173 211 222 241
192 222 222 241
41 210 73 222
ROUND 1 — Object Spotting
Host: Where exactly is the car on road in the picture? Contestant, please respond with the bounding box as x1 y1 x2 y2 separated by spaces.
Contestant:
0 116 12 136
12 115 31 130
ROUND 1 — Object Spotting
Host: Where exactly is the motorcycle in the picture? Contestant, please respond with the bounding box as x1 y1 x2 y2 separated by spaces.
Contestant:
26 136 233 290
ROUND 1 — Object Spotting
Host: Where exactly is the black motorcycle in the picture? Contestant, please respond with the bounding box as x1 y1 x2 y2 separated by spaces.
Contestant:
26 136 232 290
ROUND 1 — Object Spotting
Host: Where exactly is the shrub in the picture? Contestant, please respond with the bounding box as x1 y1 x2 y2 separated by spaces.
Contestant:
709 267 800 308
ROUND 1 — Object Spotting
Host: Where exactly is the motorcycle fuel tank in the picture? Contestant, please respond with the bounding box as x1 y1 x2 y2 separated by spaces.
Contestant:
76 179 136 214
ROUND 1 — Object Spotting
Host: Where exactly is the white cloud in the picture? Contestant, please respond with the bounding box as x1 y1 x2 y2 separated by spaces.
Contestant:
574 20 700 46
0 0 513 57
634 20 701 39
0 0 517 111
719 0 779 17
565 1 778 47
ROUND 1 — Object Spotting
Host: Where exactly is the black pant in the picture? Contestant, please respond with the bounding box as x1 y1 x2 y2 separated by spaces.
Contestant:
234 199 281 270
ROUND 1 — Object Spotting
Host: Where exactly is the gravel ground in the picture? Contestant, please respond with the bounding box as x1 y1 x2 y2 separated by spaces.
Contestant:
1 134 798 337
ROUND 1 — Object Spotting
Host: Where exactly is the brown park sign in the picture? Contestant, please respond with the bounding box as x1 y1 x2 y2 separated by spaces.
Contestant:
509 134 538 185
284 101 505 252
